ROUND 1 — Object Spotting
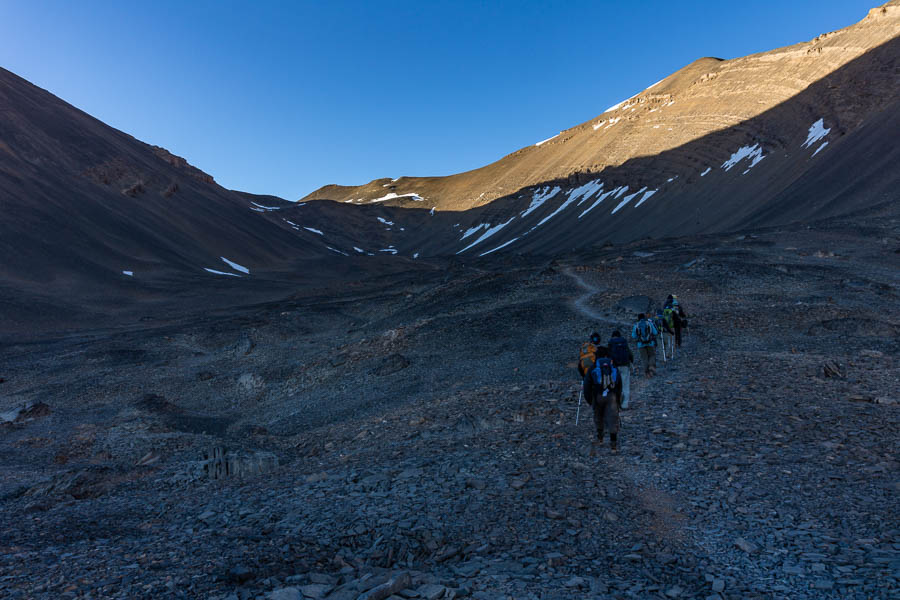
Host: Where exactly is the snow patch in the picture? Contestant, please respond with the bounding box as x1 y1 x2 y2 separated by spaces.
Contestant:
802 119 831 148
634 189 657 208
722 144 765 172
568 180 605 206
700 167 711 177
204 268 240 277
528 181 603 232
430 207 436 216
812 141 829 156
480 237 520 256
327 247 349 256
413 252 419 259
457 217 516 254
122 270 133 277
304 227 324 235
379 247 398 254
611 187 646 215
249 207 266 213
353 247 365 253
521 186 561 218
377 217 394 226
461 224 489 240
369 192 424 203
220 257 249 274
579 187 620 219
535 133 560 146
250 201 280 211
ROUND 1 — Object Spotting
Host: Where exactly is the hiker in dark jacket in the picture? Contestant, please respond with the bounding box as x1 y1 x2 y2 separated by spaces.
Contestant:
582 346 620 452
607 330 634 409
631 313 659 376
664 295 688 347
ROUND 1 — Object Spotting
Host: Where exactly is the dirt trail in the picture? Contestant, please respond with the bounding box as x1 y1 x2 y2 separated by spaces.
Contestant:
563 266 611 322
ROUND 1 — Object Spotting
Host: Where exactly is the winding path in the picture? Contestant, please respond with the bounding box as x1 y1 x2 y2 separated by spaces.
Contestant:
563 266 611 322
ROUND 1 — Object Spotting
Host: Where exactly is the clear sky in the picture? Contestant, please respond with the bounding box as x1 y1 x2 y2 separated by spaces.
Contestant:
0 0 879 200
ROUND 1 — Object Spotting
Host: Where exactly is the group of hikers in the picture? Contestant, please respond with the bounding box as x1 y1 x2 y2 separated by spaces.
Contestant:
577 295 688 452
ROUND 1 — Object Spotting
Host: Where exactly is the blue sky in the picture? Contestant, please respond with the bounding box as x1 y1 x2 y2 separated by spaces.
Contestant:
0 0 878 200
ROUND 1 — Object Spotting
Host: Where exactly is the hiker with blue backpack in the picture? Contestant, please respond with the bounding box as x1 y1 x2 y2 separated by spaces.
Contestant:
582 346 620 452
607 330 634 408
631 313 659 377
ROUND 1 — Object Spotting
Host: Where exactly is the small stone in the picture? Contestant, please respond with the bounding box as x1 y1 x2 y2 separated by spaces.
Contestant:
734 537 757 554
299 583 332 599
712 579 725 593
665 585 683 597
416 583 447 600
198 510 216 522
229 565 253 583
564 576 585 588
268 588 302 600
812 579 834 590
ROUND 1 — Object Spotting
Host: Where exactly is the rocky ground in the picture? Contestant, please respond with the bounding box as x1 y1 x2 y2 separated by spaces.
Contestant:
1 212 898 599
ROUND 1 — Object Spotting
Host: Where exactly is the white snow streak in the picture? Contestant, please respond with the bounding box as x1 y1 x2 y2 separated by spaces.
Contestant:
430 207 436 216
304 227 324 235
369 192 424 203
528 181 603 232
700 167 712 177
457 217 516 254
812 141 829 156
480 237 520 256
379 248 398 254
634 189 658 208
122 270 133 277
377 217 394 226
521 186 561 218
220 257 249 274
722 144 765 172
204 268 240 277
250 201 280 211
802 119 831 148
535 133 560 146
579 187 620 219
413 252 419 259
568 180 605 206
461 224 489 240
611 187 646 214
353 247 365 253
327 247 349 256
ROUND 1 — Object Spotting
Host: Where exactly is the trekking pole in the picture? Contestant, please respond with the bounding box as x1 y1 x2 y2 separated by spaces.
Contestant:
576 389 582 426
661 333 667 362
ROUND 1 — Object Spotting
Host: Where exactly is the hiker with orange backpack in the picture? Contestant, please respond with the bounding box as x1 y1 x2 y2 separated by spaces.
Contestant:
578 332 602 378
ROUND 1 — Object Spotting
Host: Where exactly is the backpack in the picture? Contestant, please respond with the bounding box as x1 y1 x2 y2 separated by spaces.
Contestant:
608 338 629 366
662 307 676 330
579 342 598 376
637 319 655 344
591 358 617 390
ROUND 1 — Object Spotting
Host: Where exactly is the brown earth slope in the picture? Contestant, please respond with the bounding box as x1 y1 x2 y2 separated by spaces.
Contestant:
304 2 899 213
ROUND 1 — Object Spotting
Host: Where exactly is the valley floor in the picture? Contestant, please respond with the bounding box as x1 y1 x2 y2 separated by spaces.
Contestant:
0 215 898 599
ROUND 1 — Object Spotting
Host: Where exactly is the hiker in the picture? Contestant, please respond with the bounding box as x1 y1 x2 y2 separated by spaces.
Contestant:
582 346 620 451
631 313 659 376
655 308 675 360
664 295 688 348
578 332 602 378
607 330 634 409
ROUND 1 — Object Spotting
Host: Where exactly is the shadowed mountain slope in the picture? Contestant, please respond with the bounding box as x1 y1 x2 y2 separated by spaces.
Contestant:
0 66 331 291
